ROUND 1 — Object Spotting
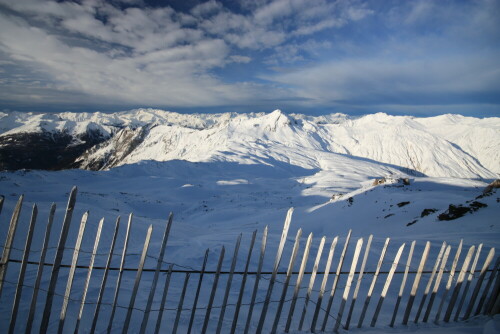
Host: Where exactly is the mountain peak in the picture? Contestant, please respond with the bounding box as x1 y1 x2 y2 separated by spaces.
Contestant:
259 109 291 130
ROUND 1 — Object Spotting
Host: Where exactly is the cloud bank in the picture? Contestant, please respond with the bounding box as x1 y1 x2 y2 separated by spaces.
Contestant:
0 0 499 115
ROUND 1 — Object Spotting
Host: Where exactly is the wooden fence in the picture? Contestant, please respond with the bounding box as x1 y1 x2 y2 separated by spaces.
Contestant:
0 187 499 333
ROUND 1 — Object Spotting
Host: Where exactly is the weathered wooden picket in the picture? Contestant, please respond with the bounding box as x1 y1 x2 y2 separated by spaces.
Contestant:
0 187 499 333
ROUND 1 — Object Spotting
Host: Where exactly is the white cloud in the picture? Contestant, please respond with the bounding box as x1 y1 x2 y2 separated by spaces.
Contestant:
0 8 249 107
263 54 500 109
229 55 252 63
291 18 343 36
8 0 488 114
191 0 224 17
264 39 332 66
403 0 435 25
194 0 368 50
257 0 500 113
253 0 297 24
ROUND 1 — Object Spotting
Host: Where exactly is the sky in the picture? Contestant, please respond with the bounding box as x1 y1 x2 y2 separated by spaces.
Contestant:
0 0 499 117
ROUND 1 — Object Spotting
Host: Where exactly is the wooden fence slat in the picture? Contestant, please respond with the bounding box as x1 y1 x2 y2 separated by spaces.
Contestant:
40 187 77 334
358 237 390 328
454 244 482 321
107 213 133 334
90 217 120 334
491 291 500 315
231 230 257 334
484 260 500 314
285 233 314 333
122 225 153 334
321 230 352 332
423 245 451 322
256 208 293 334
475 256 500 315
435 240 463 323
271 229 303 334
154 264 174 334
188 249 210 334
172 273 191 334
297 236 325 331
216 234 242 334
333 238 364 332
390 240 415 327
345 235 373 330
311 236 338 333
74 218 104 334
8 204 37 334
58 211 89 334
140 213 174 334
414 241 447 323
402 241 430 325
26 203 56 334
463 247 495 319
444 245 475 321
0 195 24 298
202 246 225 334
244 226 268 334
370 243 405 327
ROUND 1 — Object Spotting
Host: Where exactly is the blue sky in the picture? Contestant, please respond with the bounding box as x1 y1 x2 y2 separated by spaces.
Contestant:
0 0 499 116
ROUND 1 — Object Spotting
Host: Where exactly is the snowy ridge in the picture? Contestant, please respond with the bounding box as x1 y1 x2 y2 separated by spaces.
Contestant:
1 109 499 178
417 114 500 174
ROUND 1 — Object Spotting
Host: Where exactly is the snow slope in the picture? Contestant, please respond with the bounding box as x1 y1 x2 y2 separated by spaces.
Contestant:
0 161 498 333
416 114 500 174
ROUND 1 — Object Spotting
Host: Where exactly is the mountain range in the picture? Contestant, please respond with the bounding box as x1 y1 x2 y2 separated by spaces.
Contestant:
1 109 498 179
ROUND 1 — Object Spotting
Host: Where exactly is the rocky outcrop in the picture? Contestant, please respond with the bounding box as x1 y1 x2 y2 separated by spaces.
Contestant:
438 201 488 221
372 177 410 186
74 126 149 170
483 179 500 194
0 129 106 170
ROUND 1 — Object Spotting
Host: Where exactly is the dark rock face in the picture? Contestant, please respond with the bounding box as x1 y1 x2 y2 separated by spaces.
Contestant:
438 201 488 221
420 208 437 217
406 219 417 226
438 204 472 221
0 123 152 171
74 126 149 170
0 129 107 171
469 201 488 210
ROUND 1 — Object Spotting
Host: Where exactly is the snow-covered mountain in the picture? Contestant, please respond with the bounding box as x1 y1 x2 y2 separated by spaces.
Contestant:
0 109 498 179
